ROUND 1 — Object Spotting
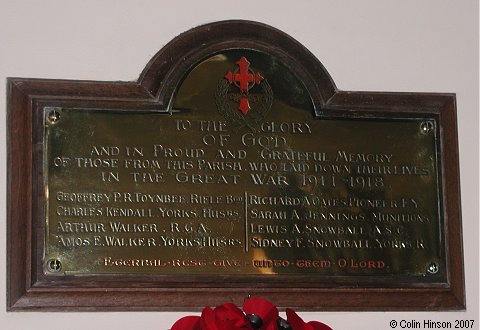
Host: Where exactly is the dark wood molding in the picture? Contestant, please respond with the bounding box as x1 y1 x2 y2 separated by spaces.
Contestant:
7 20 464 311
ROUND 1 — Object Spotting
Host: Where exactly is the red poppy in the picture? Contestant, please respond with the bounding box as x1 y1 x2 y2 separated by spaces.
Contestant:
171 298 333 330
199 304 252 330
286 309 332 330
243 297 279 330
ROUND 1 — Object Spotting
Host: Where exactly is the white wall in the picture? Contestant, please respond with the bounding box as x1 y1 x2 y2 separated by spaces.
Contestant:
0 1 478 329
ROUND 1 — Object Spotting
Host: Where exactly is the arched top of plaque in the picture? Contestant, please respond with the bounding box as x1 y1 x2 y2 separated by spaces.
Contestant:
138 20 336 114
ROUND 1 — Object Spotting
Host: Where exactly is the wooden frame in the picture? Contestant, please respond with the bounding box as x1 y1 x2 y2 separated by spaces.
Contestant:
7 20 464 311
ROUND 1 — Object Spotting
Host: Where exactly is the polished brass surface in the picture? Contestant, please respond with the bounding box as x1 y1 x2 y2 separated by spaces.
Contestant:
44 50 444 277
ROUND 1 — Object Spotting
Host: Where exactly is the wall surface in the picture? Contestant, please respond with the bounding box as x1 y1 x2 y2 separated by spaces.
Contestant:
0 1 478 329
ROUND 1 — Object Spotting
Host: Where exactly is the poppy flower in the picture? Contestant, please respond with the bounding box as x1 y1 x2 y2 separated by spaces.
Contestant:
171 303 250 330
170 298 333 330
199 304 251 330
243 297 279 330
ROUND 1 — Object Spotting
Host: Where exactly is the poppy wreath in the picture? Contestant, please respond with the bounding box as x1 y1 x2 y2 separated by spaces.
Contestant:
170 297 333 330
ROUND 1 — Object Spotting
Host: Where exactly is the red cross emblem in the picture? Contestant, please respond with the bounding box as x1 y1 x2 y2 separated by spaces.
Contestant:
224 56 264 114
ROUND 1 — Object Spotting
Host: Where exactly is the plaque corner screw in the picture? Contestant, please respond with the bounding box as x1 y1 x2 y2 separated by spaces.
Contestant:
46 259 62 273
426 262 439 275
46 108 61 124
420 121 434 135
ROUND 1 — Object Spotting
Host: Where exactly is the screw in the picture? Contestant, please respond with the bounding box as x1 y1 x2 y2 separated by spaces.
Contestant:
47 259 62 273
426 262 439 275
47 109 61 124
420 121 434 135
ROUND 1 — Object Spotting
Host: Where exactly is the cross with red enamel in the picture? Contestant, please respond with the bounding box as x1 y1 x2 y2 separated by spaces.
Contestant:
225 56 263 114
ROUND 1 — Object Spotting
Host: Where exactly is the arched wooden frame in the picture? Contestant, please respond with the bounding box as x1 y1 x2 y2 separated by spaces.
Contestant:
7 20 464 311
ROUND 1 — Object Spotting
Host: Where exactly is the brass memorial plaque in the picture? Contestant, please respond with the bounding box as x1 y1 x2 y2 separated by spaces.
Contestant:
44 50 444 279
8 21 463 310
